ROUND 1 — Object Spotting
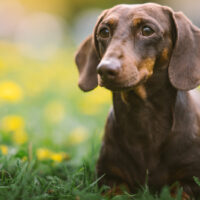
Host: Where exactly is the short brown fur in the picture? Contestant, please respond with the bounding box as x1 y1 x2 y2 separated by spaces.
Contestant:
75 3 200 199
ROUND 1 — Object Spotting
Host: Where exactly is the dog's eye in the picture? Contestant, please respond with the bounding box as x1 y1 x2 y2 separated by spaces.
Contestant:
99 27 110 39
142 26 154 36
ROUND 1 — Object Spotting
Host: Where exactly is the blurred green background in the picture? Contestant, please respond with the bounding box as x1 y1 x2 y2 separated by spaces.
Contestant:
0 0 199 163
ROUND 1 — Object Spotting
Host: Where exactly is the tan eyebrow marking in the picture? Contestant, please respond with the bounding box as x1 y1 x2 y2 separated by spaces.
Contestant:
133 18 142 26
103 16 118 26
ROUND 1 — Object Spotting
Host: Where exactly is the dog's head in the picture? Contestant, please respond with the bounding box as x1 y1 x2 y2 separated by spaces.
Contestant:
75 3 200 92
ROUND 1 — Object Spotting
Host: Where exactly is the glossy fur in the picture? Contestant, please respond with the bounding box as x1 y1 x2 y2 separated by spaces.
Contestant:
75 3 200 198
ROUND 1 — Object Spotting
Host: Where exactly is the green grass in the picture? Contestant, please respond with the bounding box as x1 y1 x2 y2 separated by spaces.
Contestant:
0 153 183 200
0 139 186 200
0 43 196 200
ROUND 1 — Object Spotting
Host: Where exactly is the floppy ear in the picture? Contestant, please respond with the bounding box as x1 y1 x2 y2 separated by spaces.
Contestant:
75 10 108 92
168 11 200 90
75 35 99 91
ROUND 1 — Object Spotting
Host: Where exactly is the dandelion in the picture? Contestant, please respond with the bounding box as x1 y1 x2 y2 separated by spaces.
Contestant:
50 153 63 162
50 152 69 162
36 148 69 162
1 115 25 132
0 145 8 155
68 127 88 145
12 129 28 145
1 115 28 144
36 148 51 160
44 100 65 123
0 81 23 102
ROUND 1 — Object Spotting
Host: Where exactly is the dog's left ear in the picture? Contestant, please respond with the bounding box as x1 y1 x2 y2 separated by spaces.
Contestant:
168 11 200 90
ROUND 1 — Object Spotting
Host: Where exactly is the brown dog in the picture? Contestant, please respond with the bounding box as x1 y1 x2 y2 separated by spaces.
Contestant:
75 3 200 198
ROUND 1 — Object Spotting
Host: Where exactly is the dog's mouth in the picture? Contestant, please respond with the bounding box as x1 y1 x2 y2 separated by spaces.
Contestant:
98 68 149 92
99 80 139 91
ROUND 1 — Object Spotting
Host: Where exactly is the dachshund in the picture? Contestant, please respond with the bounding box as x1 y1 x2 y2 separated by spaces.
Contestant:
75 3 200 199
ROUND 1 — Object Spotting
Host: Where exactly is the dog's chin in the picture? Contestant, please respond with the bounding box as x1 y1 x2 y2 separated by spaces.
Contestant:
99 80 141 92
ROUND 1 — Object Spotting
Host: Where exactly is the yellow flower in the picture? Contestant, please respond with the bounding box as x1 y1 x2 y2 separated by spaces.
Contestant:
1 115 28 145
12 129 28 145
79 87 111 115
68 127 88 145
1 115 25 132
0 145 8 155
0 81 23 102
36 148 51 160
44 101 65 123
50 152 69 162
36 148 69 162
50 153 63 162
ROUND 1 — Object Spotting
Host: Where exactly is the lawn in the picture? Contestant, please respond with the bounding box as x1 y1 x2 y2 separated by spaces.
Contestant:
0 41 194 200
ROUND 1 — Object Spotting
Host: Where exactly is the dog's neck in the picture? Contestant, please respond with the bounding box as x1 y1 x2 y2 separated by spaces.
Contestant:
112 80 177 147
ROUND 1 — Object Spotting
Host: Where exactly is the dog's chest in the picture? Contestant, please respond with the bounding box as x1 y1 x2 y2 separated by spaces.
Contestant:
111 100 174 184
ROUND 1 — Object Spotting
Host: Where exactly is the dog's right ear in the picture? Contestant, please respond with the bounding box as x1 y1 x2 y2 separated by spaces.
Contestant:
75 10 108 92
75 35 99 91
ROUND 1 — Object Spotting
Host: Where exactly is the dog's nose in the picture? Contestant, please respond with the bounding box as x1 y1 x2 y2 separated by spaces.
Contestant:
97 59 121 79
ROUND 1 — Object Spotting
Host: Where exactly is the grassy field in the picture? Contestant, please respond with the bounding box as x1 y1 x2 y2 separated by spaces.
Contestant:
0 41 194 200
